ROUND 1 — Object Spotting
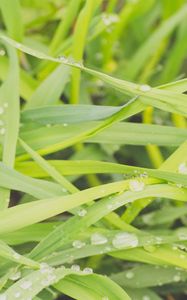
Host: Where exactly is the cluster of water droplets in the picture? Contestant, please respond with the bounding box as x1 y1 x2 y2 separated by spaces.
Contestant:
70 264 93 274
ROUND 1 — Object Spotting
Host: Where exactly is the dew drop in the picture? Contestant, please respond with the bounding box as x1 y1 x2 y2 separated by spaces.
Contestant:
112 232 138 249
139 84 151 92
0 107 4 115
177 230 187 241
57 55 69 63
83 267 93 274
13 253 21 260
71 264 80 272
15 291 21 298
63 123 68 127
91 233 108 245
142 213 153 225
102 13 119 26
72 240 86 249
77 208 87 217
62 187 67 193
20 280 32 289
9 271 21 281
39 262 53 274
3 103 8 108
129 179 145 192
173 274 181 282
178 162 187 174
125 271 134 279
0 49 5 56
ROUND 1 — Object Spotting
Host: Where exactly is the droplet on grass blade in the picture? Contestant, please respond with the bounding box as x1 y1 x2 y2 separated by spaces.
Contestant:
0 49 5 56
9 271 21 281
83 267 93 274
125 271 134 279
139 84 152 92
178 162 187 174
77 208 87 217
0 107 4 115
14 291 21 298
91 233 108 245
72 240 86 249
112 232 138 249
13 253 21 260
129 179 145 192
71 264 80 272
0 128 5 135
173 274 181 282
20 280 32 289
3 103 8 108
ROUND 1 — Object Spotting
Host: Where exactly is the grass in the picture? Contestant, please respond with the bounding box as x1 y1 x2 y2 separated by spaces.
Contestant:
0 0 187 299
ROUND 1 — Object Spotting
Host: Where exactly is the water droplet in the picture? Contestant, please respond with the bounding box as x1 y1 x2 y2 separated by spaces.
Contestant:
155 236 162 244
0 128 5 135
57 55 69 63
39 262 53 274
9 271 21 281
129 179 145 192
63 123 68 127
178 162 187 174
0 49 5 56
142 213 153 225
0 294 6 300
3 103 8 108
13 253 21 260
15 291 21 298
102 13 119 26
139 84 151 92
107 203 114 210
125 271 134 279
71 264 80 272
83 267 93 274
20 280 32 289
77 208 87 217
142 296 150 300
112 232 138 249
0 107 4 115
173 274 181 282
91 233 108 245
177 230 187 241
72 240 86 249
